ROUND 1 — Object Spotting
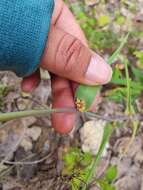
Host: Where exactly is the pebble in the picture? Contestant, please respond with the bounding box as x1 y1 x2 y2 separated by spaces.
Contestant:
80 120 108 156
20 137 33 151
20 126 42 151
26 126 42 141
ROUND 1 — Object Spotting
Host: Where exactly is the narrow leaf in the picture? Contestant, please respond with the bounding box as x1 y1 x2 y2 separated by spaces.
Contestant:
108 33 129 65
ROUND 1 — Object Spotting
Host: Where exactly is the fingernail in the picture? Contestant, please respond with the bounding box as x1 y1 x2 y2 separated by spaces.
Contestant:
85 54 112 84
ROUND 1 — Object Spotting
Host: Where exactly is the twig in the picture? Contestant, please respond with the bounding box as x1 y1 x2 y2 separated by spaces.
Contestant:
0 154 35 179
0 108 77 122
3 154 52 165
85 112 142 122
0 108 142 123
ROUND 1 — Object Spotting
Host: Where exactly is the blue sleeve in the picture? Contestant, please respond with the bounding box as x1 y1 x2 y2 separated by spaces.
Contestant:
0 0 54 77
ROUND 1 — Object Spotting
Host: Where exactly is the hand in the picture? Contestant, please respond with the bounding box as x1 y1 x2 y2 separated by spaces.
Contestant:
21 0 112 134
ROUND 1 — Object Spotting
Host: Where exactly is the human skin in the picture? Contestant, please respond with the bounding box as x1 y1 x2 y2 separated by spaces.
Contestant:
21 0 112 134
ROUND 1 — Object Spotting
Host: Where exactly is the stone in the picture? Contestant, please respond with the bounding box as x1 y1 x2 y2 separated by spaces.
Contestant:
20 137 33 151
80 120 108 156
26 126 42 141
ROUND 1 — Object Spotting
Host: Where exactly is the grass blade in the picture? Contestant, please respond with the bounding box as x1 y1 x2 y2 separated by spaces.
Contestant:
108 33 129 65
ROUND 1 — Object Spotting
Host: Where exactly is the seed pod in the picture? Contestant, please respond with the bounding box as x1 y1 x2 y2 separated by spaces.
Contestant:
75 85 101 112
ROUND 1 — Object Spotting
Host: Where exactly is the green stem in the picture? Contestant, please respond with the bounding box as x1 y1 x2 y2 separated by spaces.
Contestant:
0 108 76 122
124 120 139 154
124 59 131 114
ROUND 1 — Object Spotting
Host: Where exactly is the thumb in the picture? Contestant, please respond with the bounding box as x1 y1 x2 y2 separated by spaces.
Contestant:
40 26 112 85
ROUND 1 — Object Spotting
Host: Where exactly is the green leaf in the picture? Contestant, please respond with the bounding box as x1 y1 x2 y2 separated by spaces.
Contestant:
89 31 118 50
63 148 81 168
81 152 93 166
105 165 118 183
132 66 143 83
98 179 116 190
71 178 81 190
105 87 127 103
63 153 76 168
111 67 122 82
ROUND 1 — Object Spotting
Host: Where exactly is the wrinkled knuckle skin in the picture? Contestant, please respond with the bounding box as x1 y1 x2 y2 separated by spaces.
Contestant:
55 33 91 80
55 34 82 73
64 39 82 72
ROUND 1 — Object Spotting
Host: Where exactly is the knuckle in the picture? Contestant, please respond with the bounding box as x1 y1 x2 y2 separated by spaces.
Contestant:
64 39 82 71
55 34 82 73
55 33 91 80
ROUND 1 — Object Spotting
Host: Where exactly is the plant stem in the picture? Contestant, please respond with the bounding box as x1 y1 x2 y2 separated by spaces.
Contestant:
0 108 76 122
124 59 132 114
124 120 139 154
123 59 139 154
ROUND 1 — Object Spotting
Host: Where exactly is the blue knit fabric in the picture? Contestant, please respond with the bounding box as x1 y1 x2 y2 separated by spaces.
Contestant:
0 0 54 77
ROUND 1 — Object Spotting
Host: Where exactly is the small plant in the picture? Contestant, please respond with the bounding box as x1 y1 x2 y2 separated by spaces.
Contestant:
62 148 93 189
96 165 117 190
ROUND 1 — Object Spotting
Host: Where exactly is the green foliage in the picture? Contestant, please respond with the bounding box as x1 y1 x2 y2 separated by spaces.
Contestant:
95 165 117 190
107 34 129 65
98 15 110 27
88 30 118 50
63 149 79 171
81 152 93 166
62 148 93 190
62 124 116 190
105 165 118 183
116 16 125 25
134 51 143 69
0 84 11 110
70 1 118 51
98 180 116 190
106 56 143 104
131 66 143 83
